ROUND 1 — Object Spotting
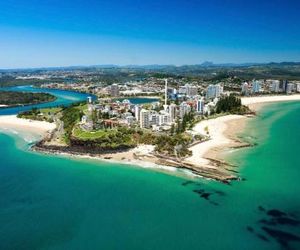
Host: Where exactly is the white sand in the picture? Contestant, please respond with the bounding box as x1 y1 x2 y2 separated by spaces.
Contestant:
186 94 300 168
0 104 8 107
241 95 300 108
0 115 56 136
186 115 244 168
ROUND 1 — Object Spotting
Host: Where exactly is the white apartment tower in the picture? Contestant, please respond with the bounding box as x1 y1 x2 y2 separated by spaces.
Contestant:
140 109 150 129
134 105 141 122
252 80 261 93
164 79 168 109
110 84 119 97
196 98 204 114
206 84 223 99
169 104 177 122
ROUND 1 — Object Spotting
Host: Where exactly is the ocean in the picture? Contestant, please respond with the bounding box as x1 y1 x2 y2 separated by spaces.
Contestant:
1 95 300 249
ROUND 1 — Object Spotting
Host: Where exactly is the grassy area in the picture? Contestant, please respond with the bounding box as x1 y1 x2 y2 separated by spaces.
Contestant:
73 127 109 140
71 126 136 150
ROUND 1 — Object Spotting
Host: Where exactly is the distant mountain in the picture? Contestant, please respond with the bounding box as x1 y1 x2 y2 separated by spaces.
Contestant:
1 62 300 72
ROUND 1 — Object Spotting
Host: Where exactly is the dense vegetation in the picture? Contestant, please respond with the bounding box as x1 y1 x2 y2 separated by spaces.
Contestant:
154 133 192 157
0 91 56 106
216 94 250 114
61 106 83 142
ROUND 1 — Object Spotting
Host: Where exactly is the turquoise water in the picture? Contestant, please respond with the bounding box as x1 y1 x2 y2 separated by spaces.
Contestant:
1 96 300 249
117 97 160 104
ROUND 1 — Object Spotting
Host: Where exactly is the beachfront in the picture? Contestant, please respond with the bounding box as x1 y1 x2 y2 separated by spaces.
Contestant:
1 94 300 180
0 115 56 136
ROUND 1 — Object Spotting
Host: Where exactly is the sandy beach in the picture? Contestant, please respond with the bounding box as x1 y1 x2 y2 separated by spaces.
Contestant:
186 115 248 168
185 94 300 170
241 94 300 111
0 115 56 136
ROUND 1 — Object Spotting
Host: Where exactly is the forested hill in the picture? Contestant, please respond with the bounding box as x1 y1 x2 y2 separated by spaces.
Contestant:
0 91 56 107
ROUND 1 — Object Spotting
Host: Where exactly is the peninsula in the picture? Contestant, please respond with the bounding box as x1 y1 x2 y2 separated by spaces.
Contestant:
11 77 300 182
0 90 56 108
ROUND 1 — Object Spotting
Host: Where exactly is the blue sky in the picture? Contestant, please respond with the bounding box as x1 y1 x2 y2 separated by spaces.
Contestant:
0 0 300 68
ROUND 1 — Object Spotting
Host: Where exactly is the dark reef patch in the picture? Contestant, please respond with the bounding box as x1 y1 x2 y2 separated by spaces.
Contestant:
247 226 254 232
247 207 300 249
256 233 269 242
181 180 195 186
262 227 300 249
267 209 287 218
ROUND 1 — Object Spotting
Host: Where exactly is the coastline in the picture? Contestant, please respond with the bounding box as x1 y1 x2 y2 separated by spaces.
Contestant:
187 115 249 167
1 94 300 182
202 94 300 159
0 115 56 137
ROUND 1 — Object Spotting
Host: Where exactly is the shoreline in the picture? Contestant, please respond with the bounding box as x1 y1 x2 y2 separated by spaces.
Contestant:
0 115 56 137
1 94 300 182
199 94 300 165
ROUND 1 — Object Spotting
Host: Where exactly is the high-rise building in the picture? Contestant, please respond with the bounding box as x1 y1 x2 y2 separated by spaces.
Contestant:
206 84 223 99
186 84 198 97
270 80 280 93
282 80 288 93
169 104 177 122
252 80 261 93
158 111 170 125
196 98 204 114
134 105 141 122
110 84 119 97
178 86 187 95
150 112 159 126
179 102 191 118
286 83 294 94
164 79 168 106
296 83 300 92
140 109 150 128
241 82 249 95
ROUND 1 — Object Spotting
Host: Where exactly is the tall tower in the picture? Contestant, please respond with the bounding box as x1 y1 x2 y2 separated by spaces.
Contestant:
165 79 168 106
163 79 168 111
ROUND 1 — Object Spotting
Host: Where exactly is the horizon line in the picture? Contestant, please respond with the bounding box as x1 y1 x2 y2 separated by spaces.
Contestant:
1 61 300 71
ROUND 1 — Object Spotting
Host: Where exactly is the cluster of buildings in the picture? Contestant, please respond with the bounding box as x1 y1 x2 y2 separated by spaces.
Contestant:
241 80 300 95
80 80 223 132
